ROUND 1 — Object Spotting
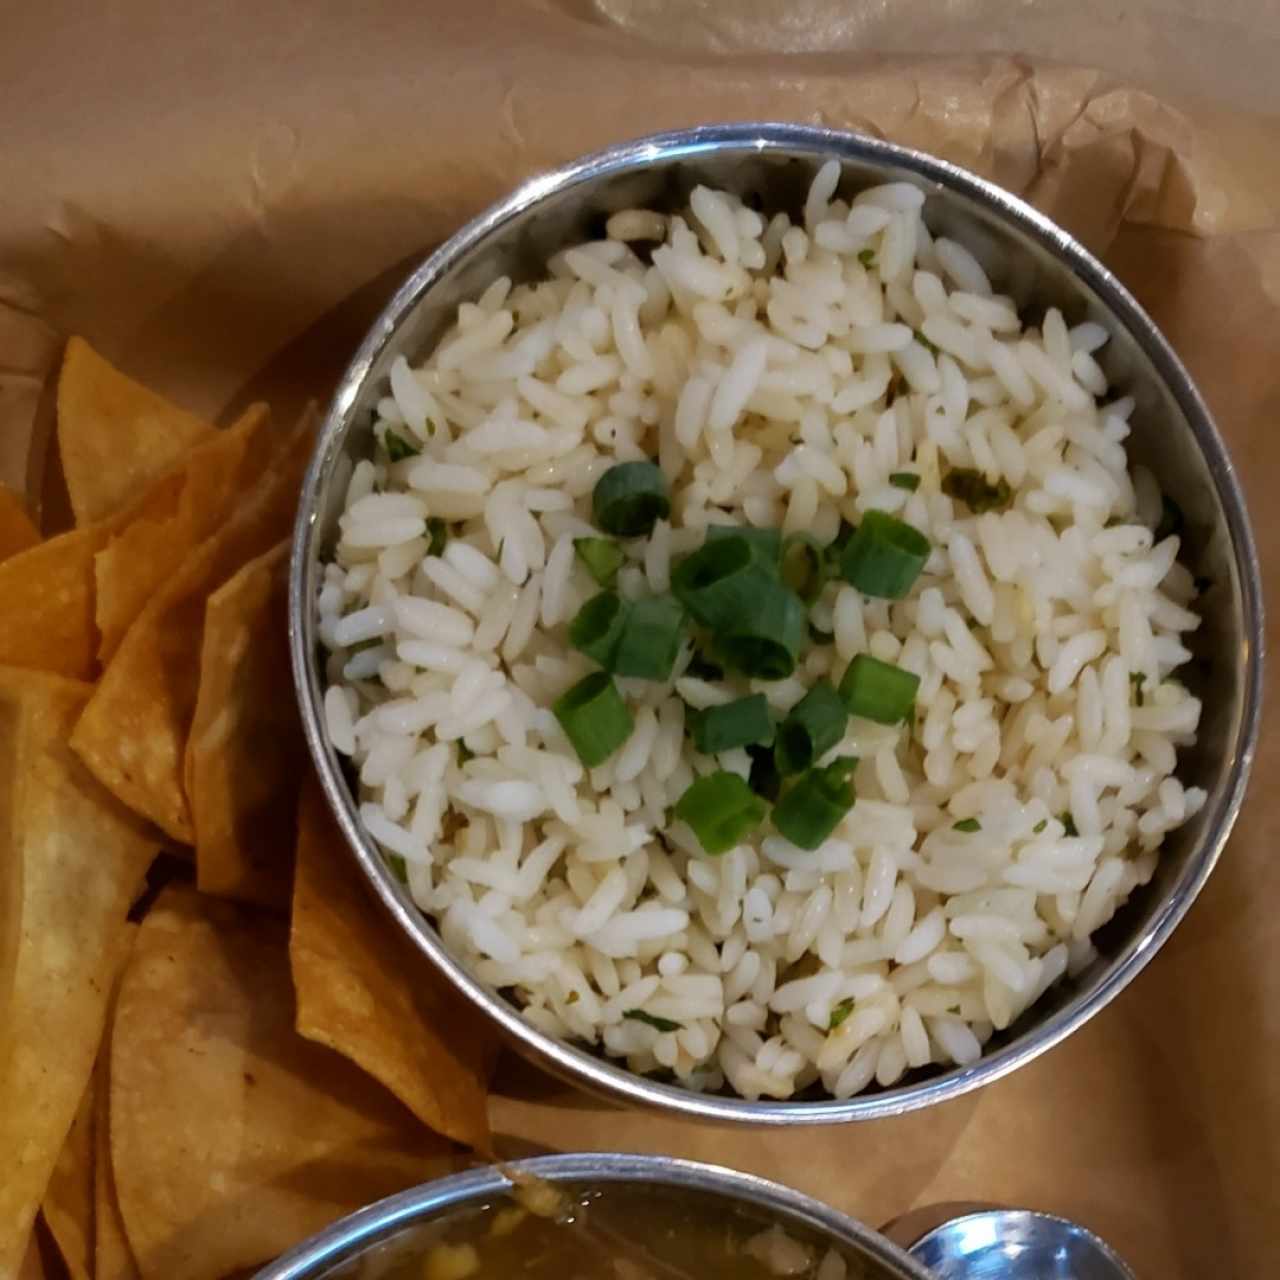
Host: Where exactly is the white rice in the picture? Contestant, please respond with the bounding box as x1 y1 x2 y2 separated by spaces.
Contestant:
320 170 1206 1100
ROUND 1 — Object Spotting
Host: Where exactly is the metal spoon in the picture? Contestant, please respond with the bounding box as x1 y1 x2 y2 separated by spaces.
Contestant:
903 1207 1136 1280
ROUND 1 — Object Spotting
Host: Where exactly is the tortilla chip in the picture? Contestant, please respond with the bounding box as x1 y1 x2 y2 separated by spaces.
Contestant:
40 1071 95 1280
0 485 40 561
57 337 213 527
94 938 142 1280
95 1074 140 1280
110 888 458 1280
291 778 498 1150
0 379 268 679
71 406 316 842
187 539 304 909
0 669 156 1278
0 472 182 679
17 1221 59 1280
94 402 274 662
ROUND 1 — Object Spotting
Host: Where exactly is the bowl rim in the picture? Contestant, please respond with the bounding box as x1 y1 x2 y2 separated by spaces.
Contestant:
289 121 1264 1124
250 1152 935 1280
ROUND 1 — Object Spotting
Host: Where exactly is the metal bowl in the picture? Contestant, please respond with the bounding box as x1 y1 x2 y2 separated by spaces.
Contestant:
251 1154 933 1280
289 123 1263 1122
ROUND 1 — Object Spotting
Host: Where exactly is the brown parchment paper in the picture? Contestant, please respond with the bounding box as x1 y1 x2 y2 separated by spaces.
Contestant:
2 3 1277 1276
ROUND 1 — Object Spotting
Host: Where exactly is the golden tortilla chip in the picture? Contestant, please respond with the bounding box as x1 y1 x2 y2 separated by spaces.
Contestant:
0 485 40 561
95 1080 140 1280
71 407 316 842
95 1059 140 1280
94 402 274 662
0 669 155 1278
187 539 304 909
110 888 458 1280
291 779 498 1150
0 472 182 679
57 337 213 527
40 1070 95 1280
94 938 142 1280
17 1222 58 1280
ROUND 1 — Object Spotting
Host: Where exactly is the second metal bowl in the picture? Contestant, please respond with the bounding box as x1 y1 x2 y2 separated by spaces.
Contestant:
290 123 1263 1123
251 1154 933 1280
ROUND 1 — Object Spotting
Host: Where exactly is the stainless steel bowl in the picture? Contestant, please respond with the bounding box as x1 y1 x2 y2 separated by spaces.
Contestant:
250 1154 933 1280
290 123 1263 1123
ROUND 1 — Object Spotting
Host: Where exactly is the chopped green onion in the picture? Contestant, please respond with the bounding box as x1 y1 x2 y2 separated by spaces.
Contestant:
825 520 855 567
941 468 1012 514
1032 818 1048 834
568 592 629 669
613 594 686 681
383 429 421 462
772 756 858 850
674 771 768 856
705 524 782 572
685 649 724 682
829 999 854 1028
574 536 624 588
838 510 931 599
386 854 408 883
746 742 781 802
857 248 876 268
953 817 981 833
888 472 920 492
1060 812 1079 838
552 672 633 767
592 461 670 537
838 654 920 725
1154 495 1184 543
688 694 774 755
426 517 448 557
671 537 759 627
775 680 847 775
623 1009 683 1033
716 584 808 680
781 533 827 604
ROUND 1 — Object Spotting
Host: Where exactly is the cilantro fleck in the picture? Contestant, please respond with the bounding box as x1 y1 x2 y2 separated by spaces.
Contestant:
623 1009 682 1033
941 468 1013 514
857 248 877 268
829 999 855 1029
889 472 921 492
383 429 421 463
426 516 448 557
953 817 981 833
